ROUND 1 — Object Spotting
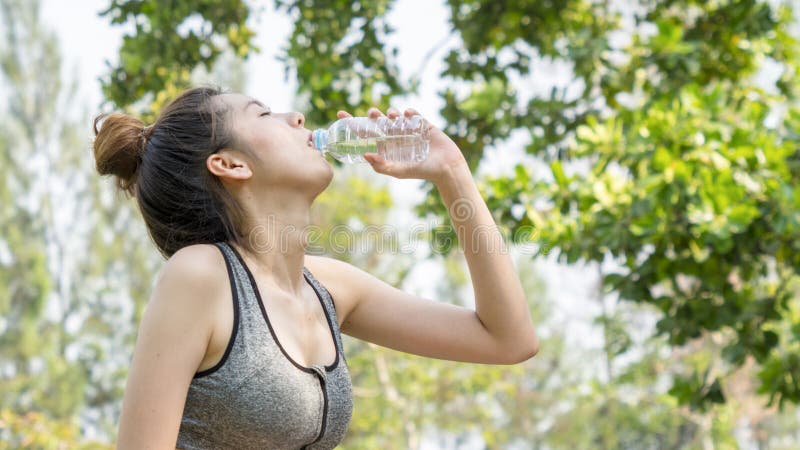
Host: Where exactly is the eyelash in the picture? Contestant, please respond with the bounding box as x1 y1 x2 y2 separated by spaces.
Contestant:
260 111 271 116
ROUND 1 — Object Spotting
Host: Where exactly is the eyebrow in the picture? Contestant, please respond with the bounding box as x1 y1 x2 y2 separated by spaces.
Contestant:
244 99 269 112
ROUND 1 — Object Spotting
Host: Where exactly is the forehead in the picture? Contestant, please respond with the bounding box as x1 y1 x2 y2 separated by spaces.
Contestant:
218 93 266 113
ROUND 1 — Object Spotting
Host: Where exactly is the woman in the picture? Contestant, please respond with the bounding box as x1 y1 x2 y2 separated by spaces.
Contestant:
93 86 538 449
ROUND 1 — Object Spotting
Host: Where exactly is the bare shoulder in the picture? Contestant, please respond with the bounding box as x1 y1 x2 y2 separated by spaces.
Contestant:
303 254 367 326
117 243 229 447
137 243 231 371
162 243 226 280
158 244 231 290
150 243 229 319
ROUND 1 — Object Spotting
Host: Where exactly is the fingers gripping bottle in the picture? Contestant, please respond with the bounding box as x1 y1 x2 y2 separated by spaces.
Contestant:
311 115 431 164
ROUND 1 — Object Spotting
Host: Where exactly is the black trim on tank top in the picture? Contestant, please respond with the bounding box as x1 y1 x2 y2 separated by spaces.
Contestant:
302 268 342 371
193 242 241 379
302 268 348 367
302 267 340 317
225 243 341 374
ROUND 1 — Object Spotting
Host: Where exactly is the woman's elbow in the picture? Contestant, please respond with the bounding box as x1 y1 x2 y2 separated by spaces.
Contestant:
500 336 539 365
515 338 539 363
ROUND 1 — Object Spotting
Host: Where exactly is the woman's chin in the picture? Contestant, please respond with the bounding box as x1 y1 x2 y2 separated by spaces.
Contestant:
308 158 334 192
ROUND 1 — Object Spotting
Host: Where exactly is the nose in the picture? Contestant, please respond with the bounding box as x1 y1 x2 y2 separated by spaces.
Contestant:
288 112 305 128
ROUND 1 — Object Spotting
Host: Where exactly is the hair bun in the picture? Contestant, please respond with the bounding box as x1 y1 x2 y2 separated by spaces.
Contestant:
93 113 147 195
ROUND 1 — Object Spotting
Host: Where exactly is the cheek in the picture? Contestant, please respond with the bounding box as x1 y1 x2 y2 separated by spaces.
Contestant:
250 127 298 157
252 145 318 183
243 126 326 183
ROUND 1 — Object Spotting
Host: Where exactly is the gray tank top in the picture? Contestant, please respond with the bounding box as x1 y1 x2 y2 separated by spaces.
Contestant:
176 242 353 449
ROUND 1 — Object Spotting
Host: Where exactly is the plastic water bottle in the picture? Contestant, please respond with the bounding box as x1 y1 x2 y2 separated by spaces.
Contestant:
311 115 430 164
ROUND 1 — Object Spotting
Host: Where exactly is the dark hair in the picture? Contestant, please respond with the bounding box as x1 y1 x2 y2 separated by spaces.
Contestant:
93 86 254 258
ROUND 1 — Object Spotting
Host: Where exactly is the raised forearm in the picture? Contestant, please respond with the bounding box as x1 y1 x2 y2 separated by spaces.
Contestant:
434 163 539 360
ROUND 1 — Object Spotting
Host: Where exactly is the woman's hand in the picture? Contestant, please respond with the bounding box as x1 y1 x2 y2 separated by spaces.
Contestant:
336 106 469 185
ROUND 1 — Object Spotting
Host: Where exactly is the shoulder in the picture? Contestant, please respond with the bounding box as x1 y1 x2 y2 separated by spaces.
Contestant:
117 244 230 446
146 244 229 325
304 253 352 274
304 254 365 286
303 254 354 293
163 243 226 277
157 243 228 292
303 254 370 324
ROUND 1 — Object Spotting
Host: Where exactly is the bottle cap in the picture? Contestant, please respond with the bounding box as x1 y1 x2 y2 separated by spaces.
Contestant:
311 129 328 152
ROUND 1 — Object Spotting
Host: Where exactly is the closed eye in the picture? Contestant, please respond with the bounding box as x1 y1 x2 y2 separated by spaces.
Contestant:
260 111 271 117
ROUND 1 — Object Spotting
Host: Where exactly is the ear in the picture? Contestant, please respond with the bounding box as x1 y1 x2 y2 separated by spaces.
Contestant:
206 150 253 181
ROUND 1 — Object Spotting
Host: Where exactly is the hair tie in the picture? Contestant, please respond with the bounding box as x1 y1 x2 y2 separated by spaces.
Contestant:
140 125 151 151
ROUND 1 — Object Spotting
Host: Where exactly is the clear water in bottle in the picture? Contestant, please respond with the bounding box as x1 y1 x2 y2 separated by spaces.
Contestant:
311 115 430 164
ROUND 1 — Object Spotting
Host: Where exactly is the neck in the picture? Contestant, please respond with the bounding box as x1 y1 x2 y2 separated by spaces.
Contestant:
233 187 313 297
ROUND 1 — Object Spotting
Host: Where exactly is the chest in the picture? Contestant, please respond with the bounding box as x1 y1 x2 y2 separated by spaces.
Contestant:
183 343 353 449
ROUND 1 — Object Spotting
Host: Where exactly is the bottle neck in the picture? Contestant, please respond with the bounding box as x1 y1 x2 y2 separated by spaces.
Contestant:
311 129 328 153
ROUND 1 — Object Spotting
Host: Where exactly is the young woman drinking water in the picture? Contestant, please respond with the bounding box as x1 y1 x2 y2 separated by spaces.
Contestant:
92 86 538 449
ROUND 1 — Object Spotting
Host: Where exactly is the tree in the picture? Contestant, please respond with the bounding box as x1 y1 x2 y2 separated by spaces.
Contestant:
0 0 87 424
0 0 158 445
99 0 800 433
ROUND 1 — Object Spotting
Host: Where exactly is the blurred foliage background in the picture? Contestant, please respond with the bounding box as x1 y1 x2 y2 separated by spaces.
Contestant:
1 0 800 448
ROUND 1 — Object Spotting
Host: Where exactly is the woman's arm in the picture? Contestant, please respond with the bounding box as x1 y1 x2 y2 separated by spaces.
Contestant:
117 245 226 449
310 106 538 364
434 162 539 358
